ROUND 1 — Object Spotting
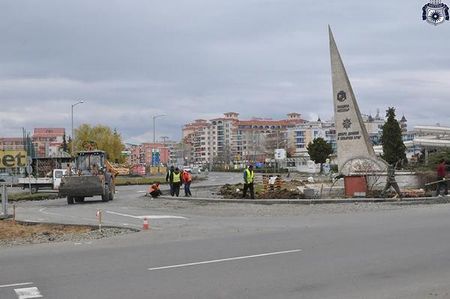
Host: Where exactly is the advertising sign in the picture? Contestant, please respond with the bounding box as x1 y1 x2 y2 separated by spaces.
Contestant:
0 151 27 168
274 149 286 160
151 149 160 165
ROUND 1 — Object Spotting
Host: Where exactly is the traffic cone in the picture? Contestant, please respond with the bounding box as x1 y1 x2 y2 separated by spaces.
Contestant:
143 217 150 230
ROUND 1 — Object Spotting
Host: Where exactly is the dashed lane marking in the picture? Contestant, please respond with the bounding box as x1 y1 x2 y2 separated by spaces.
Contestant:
106 211 188 220
148 249 302 271
0 282 33 289
14 287 43 299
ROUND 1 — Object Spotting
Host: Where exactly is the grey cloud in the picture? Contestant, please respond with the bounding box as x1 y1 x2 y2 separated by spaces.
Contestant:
0 0 449 142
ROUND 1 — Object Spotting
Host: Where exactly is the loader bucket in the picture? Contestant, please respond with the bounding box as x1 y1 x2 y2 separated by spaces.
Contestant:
59 175 104 197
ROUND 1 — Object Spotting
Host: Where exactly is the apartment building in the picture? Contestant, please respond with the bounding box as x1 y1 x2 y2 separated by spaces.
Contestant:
0 137 25 151
288 119 337 156
125 143 171 166
32 128 65 157
182 112 305 166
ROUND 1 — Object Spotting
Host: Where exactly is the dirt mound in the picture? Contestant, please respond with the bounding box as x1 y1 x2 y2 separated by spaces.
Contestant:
219 183 302 199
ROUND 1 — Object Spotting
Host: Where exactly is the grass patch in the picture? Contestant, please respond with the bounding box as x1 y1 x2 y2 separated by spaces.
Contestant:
114 175 207 186
115 176 167 186
1 192 59 202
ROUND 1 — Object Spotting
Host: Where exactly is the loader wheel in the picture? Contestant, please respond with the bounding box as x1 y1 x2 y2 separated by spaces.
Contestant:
75 197 85 203
67 196 74 205
102 186 110 202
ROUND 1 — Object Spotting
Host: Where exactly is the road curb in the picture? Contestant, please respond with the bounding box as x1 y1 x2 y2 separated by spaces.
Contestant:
158 195 450 205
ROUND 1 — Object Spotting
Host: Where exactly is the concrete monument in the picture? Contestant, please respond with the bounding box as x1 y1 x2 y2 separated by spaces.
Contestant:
329 26 387 175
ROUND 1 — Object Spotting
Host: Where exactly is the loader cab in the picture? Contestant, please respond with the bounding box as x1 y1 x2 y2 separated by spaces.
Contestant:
75 151 106 175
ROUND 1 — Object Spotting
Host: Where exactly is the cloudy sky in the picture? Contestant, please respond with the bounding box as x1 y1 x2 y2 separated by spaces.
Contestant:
1 0 449 143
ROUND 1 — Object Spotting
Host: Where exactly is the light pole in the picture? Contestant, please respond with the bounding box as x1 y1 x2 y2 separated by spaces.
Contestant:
71 100 84 155
152 114 166 166
152 114 166 144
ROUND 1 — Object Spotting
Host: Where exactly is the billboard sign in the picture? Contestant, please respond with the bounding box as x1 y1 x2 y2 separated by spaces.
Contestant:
151 149 160 165
0 151 27 168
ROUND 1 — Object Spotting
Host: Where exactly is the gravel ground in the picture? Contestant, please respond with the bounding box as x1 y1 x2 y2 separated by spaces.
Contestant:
0 226 135 248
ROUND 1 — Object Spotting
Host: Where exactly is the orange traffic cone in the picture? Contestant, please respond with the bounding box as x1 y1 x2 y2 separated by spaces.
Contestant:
143 217 150 230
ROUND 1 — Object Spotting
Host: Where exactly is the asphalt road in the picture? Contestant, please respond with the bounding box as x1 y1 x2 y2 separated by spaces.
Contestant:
2 173 450 298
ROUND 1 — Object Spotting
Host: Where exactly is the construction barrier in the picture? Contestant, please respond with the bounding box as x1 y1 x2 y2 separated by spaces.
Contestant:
1 183 8 218
262 174 283 192
143 217 150 230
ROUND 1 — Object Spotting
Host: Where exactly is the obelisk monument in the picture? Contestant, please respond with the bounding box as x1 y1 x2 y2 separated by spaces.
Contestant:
329 26 387 174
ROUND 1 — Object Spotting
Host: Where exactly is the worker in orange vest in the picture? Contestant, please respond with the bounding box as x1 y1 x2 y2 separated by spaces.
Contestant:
148 182 162 198
182 169 192 197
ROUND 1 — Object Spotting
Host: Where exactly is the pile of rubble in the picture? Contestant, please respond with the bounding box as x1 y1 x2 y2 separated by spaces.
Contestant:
219 177 319 199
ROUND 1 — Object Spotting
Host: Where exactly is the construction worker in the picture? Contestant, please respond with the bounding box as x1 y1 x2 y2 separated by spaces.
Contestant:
436 159 448 197
148 182 162 198
182 169 192 197
66 163 72 176
381 163 402 200
243 165 255 199
170 167 183 197
91 163 99 175
166 166 175 196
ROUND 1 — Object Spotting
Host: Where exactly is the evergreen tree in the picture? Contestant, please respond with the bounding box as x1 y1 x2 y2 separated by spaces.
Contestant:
380 107 406 165
61 133 68 152
67 136 73 155
307 137 333 172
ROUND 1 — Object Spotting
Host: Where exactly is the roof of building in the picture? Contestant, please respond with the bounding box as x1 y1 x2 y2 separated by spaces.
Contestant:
238 119 304 127
33 128 65 138
0 137 23 143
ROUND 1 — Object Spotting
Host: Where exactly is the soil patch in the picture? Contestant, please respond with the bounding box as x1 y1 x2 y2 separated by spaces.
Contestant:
219 183 302 199
0 219 134 247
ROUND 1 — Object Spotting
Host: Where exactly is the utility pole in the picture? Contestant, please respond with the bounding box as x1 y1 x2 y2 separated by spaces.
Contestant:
152 114 166 144
71 100 84 155
160 136 169 166
160 136 169 145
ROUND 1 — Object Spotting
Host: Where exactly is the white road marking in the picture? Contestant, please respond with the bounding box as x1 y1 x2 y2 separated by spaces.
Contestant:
106 211 187 220
14 287 43 299
137 191 147 193
148 249 302 271
0 282 33 289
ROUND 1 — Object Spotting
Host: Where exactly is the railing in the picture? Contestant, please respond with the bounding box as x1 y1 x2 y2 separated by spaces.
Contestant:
1 183 9 218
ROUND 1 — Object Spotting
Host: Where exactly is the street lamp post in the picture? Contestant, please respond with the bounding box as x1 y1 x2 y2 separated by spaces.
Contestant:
71 100 85 155
152 114 166 166
152 114 166 144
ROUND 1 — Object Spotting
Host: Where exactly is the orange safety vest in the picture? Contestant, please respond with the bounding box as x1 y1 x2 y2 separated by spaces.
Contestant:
148 184 159 193
183 171 192 183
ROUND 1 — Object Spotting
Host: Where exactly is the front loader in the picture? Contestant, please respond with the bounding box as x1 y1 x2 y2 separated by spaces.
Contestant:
59 151 117 204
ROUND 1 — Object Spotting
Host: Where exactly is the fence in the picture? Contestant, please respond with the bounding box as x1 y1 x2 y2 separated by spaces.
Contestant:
1 183 8 218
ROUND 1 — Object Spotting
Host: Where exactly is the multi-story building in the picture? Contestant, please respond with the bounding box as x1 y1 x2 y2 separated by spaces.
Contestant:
288 119 337 156
32 128 65 157
0 137 25 151
182 112 305 166
125 143 170 167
